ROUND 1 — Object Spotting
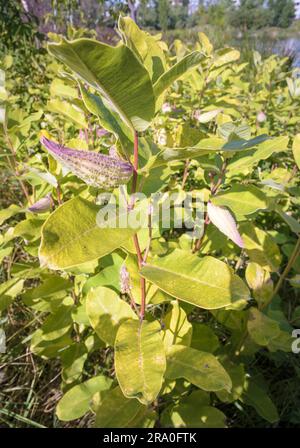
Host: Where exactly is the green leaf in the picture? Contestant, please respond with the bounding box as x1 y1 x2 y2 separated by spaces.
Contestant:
94 386 145 428
275 205 300 235
118 16 166 83
292 134 300 169
0 278 24 312
140 249 250 310
190 323 220 353
56 375 112 421
40 305 73 341
78 83 133 157
47 98 87 128
50 78 77 99
216 359 246 403
143 136 268 171
86 286 137 345
239 223 282 272
162 300 192 348
39 197 136 270
165 390 226 428
60 342 88 384
212 185 268 216
153 51 204 100
242 379 279 423
227 136 289 174
0 204 23 226
247 307 281 346
48 38 155 131
165 345 232 392
213 48 240 67
115 319 166 404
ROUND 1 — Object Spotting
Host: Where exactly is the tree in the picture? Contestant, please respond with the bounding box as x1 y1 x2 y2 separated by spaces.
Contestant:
228 0 270 30
158 0 169 31
268 0 295 28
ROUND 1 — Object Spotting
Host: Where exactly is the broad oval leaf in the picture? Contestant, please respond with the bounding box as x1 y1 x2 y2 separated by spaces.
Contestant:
86 286 137 345
48 38 155 131
56 375 112 421
39 197 136 270
115 319 166 404
94 386 145 428
212 185 268 217
140 249 250 309
166 345 232 392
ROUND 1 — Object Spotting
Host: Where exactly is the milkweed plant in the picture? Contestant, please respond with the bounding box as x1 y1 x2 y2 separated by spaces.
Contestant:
1 17 300 427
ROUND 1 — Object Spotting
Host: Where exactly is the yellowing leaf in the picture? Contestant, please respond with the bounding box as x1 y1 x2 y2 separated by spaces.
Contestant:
39 197 136 270
166 345 232 392
140 249 250 309
115 319 166 404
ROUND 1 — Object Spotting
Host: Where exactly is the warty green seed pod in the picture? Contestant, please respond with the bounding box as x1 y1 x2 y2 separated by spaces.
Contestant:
40 136 133 189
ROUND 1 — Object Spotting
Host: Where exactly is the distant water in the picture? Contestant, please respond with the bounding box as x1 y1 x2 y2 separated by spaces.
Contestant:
275 38 300 67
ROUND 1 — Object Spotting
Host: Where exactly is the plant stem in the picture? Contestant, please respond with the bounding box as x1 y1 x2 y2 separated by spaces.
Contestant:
271 235 300 301
181 159 190 190
193 160 227 253
4 125 31 205
131 131 146 320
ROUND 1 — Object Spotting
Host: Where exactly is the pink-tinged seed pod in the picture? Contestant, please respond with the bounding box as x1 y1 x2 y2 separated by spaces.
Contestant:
28 193 53 214
40 137 133 189
207 201 244 248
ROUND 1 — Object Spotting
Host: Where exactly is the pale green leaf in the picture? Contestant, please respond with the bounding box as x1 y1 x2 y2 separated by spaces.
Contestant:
153 51 204 99
39 197 136 270
56 375 112 421
115 319 166 404
212 185 268 216
48 38 155 131
86 286 137 345
162 300 192 349
165 345 232 392
94 386 145 428
140 249 250 310
240 223 282 272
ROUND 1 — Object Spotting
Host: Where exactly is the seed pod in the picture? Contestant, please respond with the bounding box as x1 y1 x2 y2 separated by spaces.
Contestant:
40 137 133 189
28 193 53 213
207 201 244 248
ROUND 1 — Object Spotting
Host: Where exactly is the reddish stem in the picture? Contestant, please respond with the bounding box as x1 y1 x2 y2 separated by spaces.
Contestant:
131 131 146 320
